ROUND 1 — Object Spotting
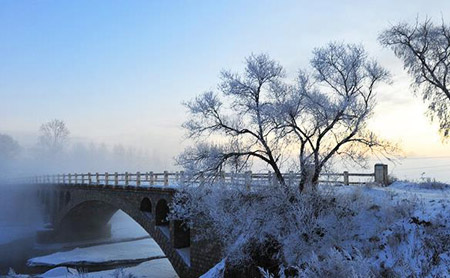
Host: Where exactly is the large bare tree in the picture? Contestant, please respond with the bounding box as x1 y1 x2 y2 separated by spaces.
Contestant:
39 119 70 154
179 54 288 188
179 43 393 191
379 18 450 137
276 43 393 190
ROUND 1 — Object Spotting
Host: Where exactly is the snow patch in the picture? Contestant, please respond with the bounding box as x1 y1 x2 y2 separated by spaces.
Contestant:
28 238 165 267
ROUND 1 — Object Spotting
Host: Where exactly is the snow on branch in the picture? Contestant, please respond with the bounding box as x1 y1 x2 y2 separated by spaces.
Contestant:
179 45 396 192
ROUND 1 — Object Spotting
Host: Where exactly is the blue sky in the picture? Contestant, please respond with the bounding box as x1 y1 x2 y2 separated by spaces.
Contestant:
1 0 450 169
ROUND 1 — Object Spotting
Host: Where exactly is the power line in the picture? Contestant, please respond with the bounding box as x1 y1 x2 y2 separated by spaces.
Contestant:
402 155 450 160
396 163 450 171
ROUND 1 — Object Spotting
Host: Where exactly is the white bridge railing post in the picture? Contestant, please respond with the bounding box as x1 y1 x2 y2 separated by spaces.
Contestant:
136 171 141 187
125 172 129 187
164 171 169 186
149 171 154 186
105 172 109 186
114 172 118 187
180 171 185 185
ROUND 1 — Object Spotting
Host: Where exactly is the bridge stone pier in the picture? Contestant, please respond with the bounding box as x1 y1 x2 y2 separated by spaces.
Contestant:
36 184 222 278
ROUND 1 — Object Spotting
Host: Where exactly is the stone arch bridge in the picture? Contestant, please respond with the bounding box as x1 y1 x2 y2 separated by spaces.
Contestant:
36 181 221 278
34 166 387 278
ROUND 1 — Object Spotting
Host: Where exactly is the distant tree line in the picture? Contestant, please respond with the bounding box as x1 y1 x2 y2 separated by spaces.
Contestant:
0 119 157 178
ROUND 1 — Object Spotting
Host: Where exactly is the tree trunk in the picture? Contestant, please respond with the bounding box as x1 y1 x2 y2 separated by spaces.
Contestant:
299 164 320 192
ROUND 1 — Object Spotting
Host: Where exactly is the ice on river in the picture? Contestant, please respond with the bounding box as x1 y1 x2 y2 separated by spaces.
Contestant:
28 238 165 267
29 209 179 277
39 259 178 278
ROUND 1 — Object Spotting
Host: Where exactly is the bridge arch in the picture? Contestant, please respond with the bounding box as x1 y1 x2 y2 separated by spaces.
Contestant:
49 189 193 277
139 197 152 214
65 191 71 205
58 191 65 210
156 199 169 226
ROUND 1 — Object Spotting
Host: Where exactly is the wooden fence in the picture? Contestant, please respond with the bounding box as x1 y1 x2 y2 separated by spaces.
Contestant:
30 164 388 187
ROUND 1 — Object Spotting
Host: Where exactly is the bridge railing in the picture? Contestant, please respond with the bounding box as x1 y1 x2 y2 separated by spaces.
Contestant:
29 164 388 187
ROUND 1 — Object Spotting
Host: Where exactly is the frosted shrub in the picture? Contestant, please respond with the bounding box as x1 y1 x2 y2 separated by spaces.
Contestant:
170 183 449 277
418 179 449 190
298 249 375 278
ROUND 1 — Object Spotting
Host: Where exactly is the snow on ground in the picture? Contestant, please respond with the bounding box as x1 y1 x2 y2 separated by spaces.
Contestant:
175 248 190 267
28 238 165 267
109 210 149 240
28 210 179 277
199 260 225 278
39 259 178 278
182 180 449 277
38 266 79 277
313 181 450 277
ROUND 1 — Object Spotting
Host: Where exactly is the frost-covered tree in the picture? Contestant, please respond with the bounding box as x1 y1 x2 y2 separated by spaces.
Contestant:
179 43 393 191
379 18 450 137
0 133 20 161
38 119 70 154
278 43 393 190
179 54 288 188
0 133 21 174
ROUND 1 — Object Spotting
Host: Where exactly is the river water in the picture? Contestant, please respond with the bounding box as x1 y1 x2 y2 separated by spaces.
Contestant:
0 184 177 277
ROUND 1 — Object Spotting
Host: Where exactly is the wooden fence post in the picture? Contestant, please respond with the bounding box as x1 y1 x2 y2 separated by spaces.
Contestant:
245 171 252 190
125 172 129 187
343 171 349 185
74 173 78 184
96 173 99 185
220 171 225 183
68 174 72 184
289 171 294 186
88 173 92 184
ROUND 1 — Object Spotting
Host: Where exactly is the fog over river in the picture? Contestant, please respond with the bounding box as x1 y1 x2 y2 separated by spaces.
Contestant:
0 184 177 277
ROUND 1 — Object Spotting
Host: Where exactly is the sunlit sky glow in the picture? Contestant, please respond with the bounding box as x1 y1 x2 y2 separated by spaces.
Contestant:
1 0 450 175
